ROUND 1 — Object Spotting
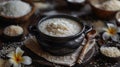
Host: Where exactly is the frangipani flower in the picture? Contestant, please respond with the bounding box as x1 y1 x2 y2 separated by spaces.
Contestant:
102 23 120 41
7 47 32 67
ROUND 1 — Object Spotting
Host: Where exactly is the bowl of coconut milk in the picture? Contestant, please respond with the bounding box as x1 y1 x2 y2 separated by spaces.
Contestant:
29 15 92 56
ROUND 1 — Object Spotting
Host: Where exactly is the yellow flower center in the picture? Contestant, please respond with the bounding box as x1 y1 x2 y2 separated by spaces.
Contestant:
107 27 117 35
13 53 24 64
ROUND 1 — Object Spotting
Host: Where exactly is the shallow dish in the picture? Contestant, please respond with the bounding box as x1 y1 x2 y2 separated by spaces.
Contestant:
100 42 120 62
66 0 86 10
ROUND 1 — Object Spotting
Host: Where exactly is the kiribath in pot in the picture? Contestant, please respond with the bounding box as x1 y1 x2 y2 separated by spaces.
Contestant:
30 15 92 56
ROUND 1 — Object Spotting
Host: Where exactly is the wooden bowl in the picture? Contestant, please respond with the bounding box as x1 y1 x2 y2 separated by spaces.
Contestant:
0 25 24 42
0 0 36 24
88 0 118 20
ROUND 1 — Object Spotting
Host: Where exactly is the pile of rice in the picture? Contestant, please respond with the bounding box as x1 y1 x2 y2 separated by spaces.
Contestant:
95 0 120 11
0 1 31 17
100 46 120 57
4 25 23 36
39 18 81 37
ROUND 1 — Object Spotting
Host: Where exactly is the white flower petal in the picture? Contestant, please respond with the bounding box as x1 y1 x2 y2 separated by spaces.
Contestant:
13 63 21 67
16 47 24 57
9 59 17 65
111 34 119 41
117 27 120 33
107 23 117 29
10 59 21 67
102 28 108 31
102 32 110 40
22 56 32 65
7 51 15 58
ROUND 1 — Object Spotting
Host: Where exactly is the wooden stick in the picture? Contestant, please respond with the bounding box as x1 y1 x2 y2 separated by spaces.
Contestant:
77 30 96 64
77 39 90 64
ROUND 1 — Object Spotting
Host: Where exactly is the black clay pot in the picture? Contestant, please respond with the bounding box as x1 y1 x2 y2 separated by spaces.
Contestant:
29 15 92 56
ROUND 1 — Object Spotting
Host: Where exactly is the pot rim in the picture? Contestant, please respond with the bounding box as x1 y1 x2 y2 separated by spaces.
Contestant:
36 14 86 39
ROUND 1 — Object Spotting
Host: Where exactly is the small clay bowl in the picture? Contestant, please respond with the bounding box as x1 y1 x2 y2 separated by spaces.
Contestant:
88 0 118 20
0 0 36 24
0 25 24 42
2 33 24 42
100 42 120 62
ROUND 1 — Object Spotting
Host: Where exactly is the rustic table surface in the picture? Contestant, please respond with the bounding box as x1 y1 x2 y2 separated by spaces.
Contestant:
0 0 120 67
